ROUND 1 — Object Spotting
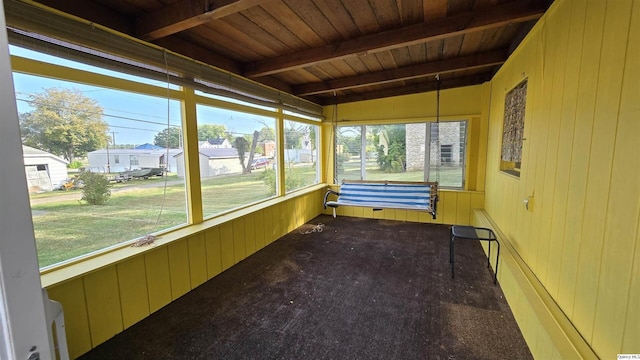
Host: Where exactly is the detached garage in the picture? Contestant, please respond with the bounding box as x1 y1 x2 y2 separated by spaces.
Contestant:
22 145 68 193
174 148 241 178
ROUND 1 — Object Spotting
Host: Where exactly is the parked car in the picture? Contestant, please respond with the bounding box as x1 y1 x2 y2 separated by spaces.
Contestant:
251 157 269 169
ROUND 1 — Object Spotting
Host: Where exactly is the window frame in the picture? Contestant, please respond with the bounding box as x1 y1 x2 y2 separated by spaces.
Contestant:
335 120 468 189
10 40 324 270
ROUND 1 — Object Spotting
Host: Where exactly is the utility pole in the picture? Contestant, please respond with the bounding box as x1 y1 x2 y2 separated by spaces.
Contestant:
106 138 110 173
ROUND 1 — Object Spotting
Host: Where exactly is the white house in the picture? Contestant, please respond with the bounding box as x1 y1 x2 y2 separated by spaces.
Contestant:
174 148 241 178
87 148 181 173
22 145 69 192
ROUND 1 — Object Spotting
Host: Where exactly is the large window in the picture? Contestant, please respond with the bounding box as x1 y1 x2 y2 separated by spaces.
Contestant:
336 121 467 188
12 46 188 268
9 26 323 268
195 104 277 218
283 120 319 193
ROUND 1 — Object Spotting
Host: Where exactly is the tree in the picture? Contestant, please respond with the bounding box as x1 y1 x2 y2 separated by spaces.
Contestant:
19 87 109 162
154 127 181 148
234 136 250 172
198 124 228 141
376 125 406 173
258 126 275 142
234 130 259 174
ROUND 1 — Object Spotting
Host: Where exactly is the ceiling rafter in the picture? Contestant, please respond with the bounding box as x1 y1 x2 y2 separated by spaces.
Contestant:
136 0 264 41
243 1 545 78
293 49 508 96
318 73 494 105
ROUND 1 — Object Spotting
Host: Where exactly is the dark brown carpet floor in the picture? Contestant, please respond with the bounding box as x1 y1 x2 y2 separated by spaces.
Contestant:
78 215 532 360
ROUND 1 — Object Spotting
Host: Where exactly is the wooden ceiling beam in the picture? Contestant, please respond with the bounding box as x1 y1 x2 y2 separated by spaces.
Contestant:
293 49 507 96
153 37 242 74
136 0 263 41
316 73 493 105
244 1 544 78
32 0 134 35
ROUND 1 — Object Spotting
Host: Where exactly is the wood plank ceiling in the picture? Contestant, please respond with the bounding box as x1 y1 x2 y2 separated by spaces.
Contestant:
27 0 552 105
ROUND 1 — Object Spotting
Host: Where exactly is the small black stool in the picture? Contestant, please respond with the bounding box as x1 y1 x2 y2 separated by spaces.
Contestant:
450 226 500 284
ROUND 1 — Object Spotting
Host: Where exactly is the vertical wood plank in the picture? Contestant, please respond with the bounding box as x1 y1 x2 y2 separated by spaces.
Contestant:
144 247 172 313
244 212 257 257
406 209 419 223
591 1 635 355
395 209 407 222
47 279 91 359
620 4 640 351
220 221 235 270
455 192 471 225
167 240 191 299
536 5 567 286
441 192 457 225
352 206 364 219
622 222 640 353
272 202 284 240
254 210 266 251
204 226 222 279
116 256 150 329
84 266 123 346
187 233 207 288
556 0 600 316
573 0 622 342
549 0 586 300
263 206 275 245
470 192 484 211
286 199 296 233
232 218 246 263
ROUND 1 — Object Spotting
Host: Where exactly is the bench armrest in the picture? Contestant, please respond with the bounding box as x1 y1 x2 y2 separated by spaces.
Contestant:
323 189 340 209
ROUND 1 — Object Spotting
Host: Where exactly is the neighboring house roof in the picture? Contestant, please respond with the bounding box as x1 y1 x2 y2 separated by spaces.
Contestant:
207 138 228 146
135 143 165 150
22 145 69 164
88 148 182 157
173 148 238 159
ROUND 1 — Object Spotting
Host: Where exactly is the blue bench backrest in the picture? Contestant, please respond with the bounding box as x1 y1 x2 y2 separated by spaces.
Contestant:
337 182 434 211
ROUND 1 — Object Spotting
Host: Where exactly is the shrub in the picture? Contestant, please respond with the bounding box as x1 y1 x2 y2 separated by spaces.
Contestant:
77 171 111 205
68 160 83 169
259 167 307 195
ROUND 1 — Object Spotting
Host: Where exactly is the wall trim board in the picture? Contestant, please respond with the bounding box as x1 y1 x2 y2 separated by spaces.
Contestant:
472 209 598 360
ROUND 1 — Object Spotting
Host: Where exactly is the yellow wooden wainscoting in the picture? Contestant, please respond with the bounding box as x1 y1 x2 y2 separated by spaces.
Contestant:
44 188 326 359
473 209 598 360
483 0 640 358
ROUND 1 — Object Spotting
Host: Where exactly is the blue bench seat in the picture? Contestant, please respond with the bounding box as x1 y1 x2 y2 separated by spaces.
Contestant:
324 180 439 219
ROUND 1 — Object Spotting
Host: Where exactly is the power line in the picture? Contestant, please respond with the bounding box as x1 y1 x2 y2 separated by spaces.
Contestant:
15 97 181 127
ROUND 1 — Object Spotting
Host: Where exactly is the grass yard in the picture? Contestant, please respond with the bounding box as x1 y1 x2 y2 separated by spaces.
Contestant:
338 160 464 188
31 167 319 268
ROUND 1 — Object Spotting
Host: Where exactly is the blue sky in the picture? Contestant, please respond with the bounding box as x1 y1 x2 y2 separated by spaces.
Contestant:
10 46 273 146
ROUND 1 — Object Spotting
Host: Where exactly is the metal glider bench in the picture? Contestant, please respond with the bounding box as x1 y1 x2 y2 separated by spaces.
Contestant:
323 180 439 219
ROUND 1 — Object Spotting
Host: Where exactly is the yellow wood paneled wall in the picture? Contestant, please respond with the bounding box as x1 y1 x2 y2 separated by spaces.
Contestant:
323 189 484 226
46 189 325 359
484 0 640 358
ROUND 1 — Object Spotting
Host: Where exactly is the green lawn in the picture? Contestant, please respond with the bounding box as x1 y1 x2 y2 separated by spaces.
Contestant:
31 167 319 268
337 160 464 188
